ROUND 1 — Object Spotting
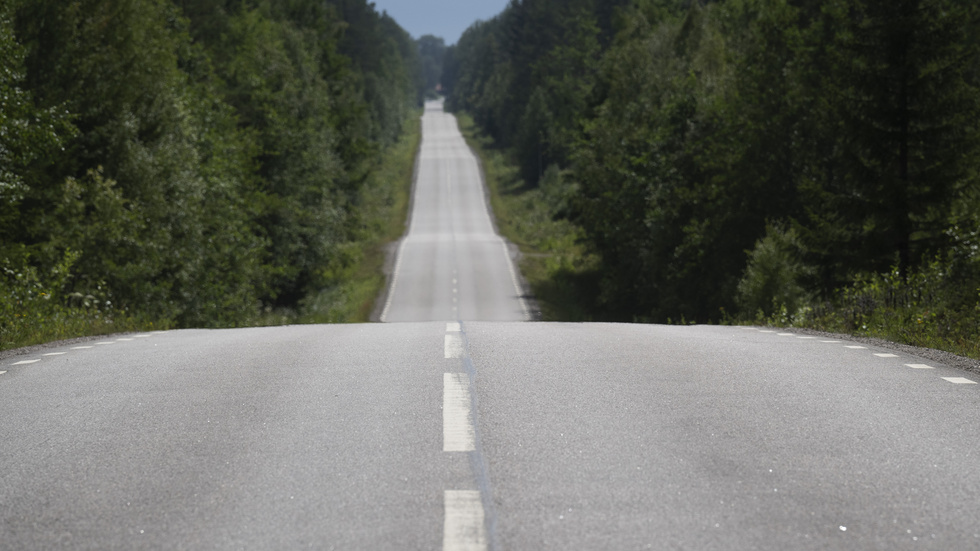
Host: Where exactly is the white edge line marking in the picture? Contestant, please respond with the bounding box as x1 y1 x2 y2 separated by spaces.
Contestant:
874 353 899 358
942 377 977 384
445 334 465 359
444 490 487 551
447 322 461 333
379 238 407 323
906 364 935 369
444 373 476 452
12 359 40 365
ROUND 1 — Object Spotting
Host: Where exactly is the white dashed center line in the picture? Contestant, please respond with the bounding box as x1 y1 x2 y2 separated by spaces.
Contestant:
874 354 899 358
447 322 461 333
821 340 841 343
12 359 39 365
71 346 93 350
942 377 977 385
845 346 867 349
906 364 935 369
444 490 487 551
445 334 465 359
43 352 67 356
443 373 475 452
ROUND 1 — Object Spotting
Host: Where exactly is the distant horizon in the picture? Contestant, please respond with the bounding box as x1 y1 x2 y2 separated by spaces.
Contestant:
369 0 510 45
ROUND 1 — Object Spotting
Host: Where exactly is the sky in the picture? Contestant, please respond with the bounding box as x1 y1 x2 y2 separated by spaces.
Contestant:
369 0 511 45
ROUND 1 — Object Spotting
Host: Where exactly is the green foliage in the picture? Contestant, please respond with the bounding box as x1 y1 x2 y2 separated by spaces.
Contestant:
451 0 980 342
1 0 424 349
737 226 812 321
0 248 162 350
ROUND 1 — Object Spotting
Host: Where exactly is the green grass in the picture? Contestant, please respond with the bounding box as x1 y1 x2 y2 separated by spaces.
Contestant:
741 263 980 362
455 113 601 321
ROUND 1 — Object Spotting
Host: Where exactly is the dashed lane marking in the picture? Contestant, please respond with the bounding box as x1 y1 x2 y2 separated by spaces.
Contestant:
95 342 115 346
443 373 476 452
445 334 465 359
447 322 461 333
12 359 40 365
821 340 841 343
845 346 867 349
444 490 487 551
906 364 935 369
942 377 977 385
797 336 817 340
875 354 899 358
43 352 67 356
135 335 152 338
778 333 795 337
0 371 6 375
71 346 93 350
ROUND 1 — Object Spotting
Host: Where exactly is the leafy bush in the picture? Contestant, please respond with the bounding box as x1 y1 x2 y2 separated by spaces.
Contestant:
737 225 812 321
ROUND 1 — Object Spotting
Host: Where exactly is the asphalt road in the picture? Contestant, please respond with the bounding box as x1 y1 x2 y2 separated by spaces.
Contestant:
2 104 980 550
380 100 528 323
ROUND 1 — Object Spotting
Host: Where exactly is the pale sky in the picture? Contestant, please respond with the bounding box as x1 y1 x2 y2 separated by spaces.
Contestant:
370 0 511 45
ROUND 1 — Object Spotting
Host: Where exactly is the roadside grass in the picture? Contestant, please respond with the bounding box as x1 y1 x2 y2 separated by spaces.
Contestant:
299 112 421 324
455 113 601 321
0 252 168 352
743 264 980 362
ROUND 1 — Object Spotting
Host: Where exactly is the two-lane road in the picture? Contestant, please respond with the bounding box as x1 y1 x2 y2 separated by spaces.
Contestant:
2 104 980 550
380 100 528 322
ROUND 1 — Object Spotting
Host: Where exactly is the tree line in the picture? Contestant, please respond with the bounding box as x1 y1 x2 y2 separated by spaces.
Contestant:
445 0 980 331
1 0 423 340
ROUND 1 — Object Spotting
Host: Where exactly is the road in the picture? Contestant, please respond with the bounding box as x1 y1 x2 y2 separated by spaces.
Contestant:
2 104 980 550
380 100 528 322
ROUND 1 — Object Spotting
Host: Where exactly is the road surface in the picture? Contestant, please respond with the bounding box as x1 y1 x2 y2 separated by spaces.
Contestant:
380 100 528 322
2 104 980 550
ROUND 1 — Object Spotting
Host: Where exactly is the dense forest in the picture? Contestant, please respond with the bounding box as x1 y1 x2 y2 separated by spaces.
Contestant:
1 0 423 346
446 0 980 352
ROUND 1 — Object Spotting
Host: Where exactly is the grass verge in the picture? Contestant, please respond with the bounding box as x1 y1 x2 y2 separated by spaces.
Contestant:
455 112 601 321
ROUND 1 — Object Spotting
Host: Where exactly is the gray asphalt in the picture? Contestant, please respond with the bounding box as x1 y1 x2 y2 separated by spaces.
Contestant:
380 100 528 323
2 104 980 550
